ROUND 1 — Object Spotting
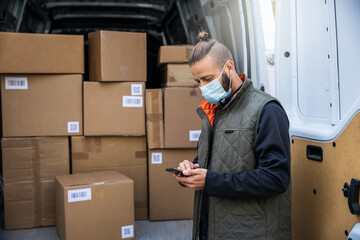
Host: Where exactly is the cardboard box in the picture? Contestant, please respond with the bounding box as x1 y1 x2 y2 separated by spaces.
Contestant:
164 87 203 148
161 64 198 87
84 82 145 136
71 136 148 219
158 45 194 66
2 137 69 230
88 30 146 81
0 32 84 74
148 149 196 220
1 75 83 137
145 89 164 149
56 171 135 240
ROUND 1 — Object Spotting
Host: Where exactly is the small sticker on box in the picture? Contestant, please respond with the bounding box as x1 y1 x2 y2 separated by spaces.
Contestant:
151 153 162 164
189 130 201 141
68 121 80 133
68 188 91 203
123 96 143 107
122 225 134 239
131 84 142 96
5 77 28 90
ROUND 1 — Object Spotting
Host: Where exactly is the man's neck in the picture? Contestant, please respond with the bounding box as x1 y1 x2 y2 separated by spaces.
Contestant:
230 73 244 94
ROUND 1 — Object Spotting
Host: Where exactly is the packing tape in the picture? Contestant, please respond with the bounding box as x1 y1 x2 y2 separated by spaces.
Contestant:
146 113 163 122
72 152 89 160
135 151 146 159
84 137 102 153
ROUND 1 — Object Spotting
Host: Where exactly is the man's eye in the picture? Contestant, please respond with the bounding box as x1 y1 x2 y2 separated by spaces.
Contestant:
194 79 200 84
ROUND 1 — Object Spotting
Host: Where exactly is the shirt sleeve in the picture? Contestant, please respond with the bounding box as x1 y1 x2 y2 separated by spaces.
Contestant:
204 101 291 199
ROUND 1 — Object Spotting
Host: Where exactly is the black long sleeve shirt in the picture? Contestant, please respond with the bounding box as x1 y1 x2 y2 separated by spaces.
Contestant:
196 101 291 239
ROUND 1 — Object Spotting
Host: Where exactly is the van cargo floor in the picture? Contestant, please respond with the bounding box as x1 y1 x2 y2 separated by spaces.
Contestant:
0 220 193 240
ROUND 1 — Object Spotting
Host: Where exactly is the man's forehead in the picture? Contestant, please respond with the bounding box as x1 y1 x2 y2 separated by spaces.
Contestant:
190 55 218 77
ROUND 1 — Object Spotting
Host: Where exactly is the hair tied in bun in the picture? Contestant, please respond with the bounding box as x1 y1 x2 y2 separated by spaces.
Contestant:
198 31 209 42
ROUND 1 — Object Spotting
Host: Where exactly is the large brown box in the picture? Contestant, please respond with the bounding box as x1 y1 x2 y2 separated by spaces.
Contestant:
0 32 84 74
145 87 203 148
1 75 83 137
164 87 203 148
148 149 196 220
71 136 148 220
145 89 164 149
2 137 70 230
161 64 198 87
56 171 135 240
158 45 194 66
84 82 145 136
88 30 146 81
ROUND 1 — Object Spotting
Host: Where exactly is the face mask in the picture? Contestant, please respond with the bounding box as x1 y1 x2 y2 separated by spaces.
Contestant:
200 64 232 105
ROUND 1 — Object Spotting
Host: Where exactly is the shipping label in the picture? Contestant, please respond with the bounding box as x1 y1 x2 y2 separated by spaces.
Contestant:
131 84 143 96
122 225 134 239
189 130 201 141
5 77 28 90
122 96 143 107
68 188 92 203
151 152 162 164
68 121 80 133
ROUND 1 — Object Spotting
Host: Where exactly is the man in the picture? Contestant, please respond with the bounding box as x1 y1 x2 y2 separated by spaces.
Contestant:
173 32 291 240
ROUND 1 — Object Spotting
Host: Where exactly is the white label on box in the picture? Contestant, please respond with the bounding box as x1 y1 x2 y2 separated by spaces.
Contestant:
68 188 92 203
68 121 80 133
189 130 201 141
131 84 142 96
122 225 134 239
122 96 143 107
5 77 28 90
151 152 162 164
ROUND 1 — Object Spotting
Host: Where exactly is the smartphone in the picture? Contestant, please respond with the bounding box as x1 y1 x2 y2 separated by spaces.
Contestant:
165 168 186 177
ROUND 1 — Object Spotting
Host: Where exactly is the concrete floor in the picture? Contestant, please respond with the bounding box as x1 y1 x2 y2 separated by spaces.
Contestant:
0 220 193 240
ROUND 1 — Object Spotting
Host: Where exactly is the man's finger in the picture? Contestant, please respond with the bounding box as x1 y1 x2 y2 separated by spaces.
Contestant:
183 169 202 176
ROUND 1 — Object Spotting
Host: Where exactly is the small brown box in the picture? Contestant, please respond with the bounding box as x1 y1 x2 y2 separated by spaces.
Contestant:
158 45 194 66
145 89 164 149
56 171 135 240
161 64 198 87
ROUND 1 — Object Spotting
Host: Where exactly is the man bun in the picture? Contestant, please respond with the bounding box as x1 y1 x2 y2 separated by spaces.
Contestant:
198 31 209 42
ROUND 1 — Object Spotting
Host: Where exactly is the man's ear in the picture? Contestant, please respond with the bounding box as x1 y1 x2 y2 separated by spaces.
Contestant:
226 61 235 77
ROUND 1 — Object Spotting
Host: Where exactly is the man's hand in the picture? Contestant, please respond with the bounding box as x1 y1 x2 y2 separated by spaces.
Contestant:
177 159 199 172
174 168 207 191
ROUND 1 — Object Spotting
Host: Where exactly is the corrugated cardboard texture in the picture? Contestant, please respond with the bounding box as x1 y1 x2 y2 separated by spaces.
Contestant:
88 30 146 81
161 64 198 87
2 137 69 230
145 89 164 149
0 32 84 74
1 75 83 137
71 136 148 219
148 149 196 221
291 112 360 240
164 87 203 148
84 82 145 136
158 45 194 66
56 171 135 240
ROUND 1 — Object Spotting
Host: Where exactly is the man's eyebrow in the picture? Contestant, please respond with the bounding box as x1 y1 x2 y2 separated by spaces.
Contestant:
199 74 213 80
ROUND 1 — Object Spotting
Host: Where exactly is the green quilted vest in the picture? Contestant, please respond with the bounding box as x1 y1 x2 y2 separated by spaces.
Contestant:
192 79 291 240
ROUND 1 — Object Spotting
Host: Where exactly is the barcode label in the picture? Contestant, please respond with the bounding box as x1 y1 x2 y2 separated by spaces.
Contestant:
68 188 92 203
123 96 143 107
68 121 80 133
5 77 28 90
122 225 134 239
189 130 201 141
131 84 142 96
151 152 162 164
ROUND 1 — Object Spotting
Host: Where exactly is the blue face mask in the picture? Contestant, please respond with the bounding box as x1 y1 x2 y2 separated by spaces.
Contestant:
199 65 232 105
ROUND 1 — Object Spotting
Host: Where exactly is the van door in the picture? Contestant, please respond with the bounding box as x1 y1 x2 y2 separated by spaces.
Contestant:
275 0 360 239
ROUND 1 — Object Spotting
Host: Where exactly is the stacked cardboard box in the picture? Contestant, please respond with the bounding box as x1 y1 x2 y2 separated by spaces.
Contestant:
158 45 196 87
79 30 147 220
0 31 84 230
145 45 203 221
